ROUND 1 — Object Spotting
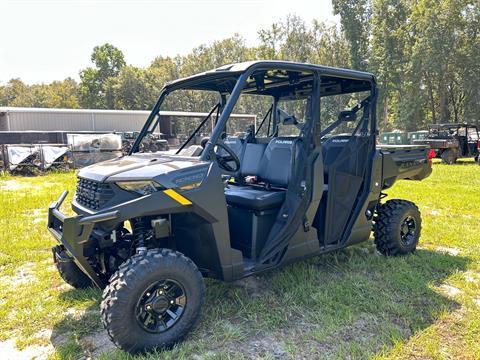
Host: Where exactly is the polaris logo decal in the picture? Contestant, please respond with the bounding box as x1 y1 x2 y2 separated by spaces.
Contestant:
173 172 206 186
275 140 293 145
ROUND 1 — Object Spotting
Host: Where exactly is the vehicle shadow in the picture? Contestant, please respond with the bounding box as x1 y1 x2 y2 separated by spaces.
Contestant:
198 245 470 358
49 245 469 359
49 287 112 359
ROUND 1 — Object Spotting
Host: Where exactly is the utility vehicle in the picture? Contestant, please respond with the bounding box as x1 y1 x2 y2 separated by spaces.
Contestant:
48 61 432 353
413 123 480 164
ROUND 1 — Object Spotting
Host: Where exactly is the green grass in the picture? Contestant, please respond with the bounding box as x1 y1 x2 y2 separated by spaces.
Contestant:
0 160 479 359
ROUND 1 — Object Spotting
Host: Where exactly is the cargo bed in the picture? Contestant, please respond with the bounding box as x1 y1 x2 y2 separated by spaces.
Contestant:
378 144 432 189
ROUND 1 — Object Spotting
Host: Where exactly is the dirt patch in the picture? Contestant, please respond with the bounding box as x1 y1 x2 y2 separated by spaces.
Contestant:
33 329 54 343
228 333 287 359
436 247 461 256
0 328 72 360
332 313 407 351
1 262 36 286
29 209 48 224
464 271 480 284
78 330 116 358
439 284 462 298
233 276 267 297
224 313 404 359
62 307 99 320
0 339 53 360
0 180 41 192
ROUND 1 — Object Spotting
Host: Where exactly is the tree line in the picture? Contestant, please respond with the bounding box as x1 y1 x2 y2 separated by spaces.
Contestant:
0 0 478 131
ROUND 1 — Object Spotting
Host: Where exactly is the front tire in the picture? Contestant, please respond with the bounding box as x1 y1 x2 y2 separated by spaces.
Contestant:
101 249 205 354
374 200 421 256
54 247 92 289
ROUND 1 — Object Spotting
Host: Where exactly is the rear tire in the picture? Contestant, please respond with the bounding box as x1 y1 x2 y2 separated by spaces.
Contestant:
101 248 205 354
441 149 457 164
374 200 421 256
54 248 92 289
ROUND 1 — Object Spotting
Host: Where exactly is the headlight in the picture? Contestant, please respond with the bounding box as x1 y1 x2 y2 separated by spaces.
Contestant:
116 181 164 195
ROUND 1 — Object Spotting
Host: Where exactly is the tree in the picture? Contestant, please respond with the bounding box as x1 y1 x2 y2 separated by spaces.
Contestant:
180 34 250 76
2 9 477 133
79 43 126 108
0 79 33 107
257 22 285 59
106 66 155 110
370 0 413 129
47 78 80 108
366 0 479 130
310 20 350 68
332 0 372 71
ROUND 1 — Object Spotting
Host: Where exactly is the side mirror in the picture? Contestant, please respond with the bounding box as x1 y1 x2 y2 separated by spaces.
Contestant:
338 110 356 122
282 116 298 125
277 108 298 125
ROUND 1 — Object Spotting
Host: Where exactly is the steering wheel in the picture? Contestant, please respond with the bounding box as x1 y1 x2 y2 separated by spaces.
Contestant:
214 143 240 172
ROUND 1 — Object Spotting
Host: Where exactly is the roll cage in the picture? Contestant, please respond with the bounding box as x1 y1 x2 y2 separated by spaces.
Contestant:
130 61 376 157
129 61 377 269
427 123 479 139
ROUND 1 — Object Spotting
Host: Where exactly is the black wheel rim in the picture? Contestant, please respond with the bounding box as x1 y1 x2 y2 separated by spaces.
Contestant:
400 216 416 247
135 279 186 333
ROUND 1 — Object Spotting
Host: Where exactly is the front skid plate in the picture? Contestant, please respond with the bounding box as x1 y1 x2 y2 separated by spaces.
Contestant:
48 191 111 288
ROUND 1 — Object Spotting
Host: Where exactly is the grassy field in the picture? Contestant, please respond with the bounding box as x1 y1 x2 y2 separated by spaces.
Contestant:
0 160 479 359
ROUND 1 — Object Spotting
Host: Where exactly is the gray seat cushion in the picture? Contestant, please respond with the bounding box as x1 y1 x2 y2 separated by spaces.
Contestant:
225 185 286 211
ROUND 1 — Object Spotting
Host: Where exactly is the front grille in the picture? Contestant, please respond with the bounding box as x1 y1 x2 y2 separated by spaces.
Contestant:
75 178 114 210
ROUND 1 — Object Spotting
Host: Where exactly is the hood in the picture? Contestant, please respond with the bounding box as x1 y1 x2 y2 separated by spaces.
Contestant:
78 153 208 182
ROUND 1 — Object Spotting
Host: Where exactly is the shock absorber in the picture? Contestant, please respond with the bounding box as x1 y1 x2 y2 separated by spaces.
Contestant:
132 218 148 254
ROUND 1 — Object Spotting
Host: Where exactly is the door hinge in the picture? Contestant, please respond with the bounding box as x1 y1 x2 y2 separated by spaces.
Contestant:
303 218 310 232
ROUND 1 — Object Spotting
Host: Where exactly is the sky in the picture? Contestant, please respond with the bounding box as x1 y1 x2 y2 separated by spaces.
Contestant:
0 0 337 85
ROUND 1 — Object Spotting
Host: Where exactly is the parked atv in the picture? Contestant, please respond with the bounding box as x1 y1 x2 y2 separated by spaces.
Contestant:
48 61 432 354
413 123 480 164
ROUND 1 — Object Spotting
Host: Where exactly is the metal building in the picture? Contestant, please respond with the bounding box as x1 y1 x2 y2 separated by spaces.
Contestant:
0 107 256 134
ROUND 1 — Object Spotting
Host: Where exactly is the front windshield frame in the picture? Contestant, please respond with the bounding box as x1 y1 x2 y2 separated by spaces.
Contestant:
129 71 247 157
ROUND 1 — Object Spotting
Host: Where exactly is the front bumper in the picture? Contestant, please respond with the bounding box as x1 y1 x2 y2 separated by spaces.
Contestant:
48 191 119 288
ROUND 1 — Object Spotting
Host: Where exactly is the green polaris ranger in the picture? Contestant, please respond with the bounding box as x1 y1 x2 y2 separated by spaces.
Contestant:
48 61 432 353
413 123 480 164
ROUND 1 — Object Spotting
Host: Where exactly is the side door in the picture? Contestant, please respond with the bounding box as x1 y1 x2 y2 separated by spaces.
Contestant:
317 96 376 247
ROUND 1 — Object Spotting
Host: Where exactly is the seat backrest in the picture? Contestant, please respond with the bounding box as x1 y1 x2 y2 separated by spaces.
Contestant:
221 135 245 158
322 135 351 169
240 143 267 176
258 137 302 187
217 135 247 173
321 134 369 183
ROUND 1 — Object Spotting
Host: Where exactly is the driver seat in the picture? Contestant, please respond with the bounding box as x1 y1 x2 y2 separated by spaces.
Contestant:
225 137 302 211
219 125 255 174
